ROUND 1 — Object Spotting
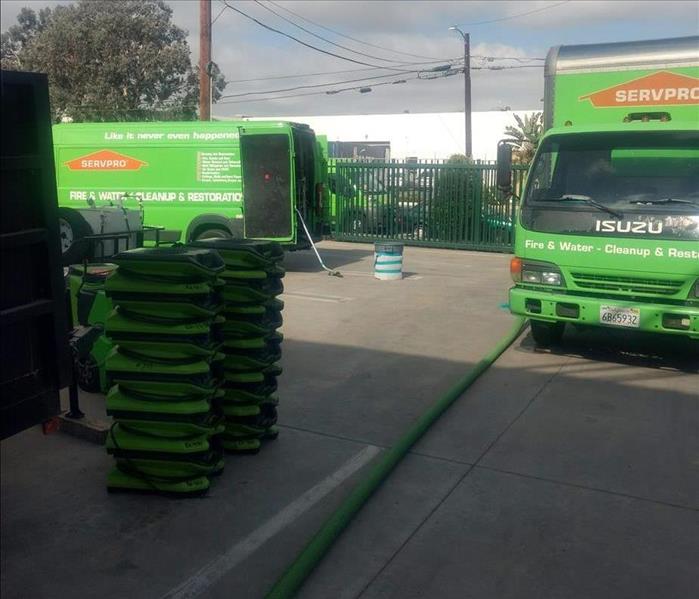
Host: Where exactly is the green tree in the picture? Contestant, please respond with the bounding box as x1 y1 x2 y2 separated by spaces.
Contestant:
1 6 52 69
503 112 543 164
446 153 474 164
1 0 226 122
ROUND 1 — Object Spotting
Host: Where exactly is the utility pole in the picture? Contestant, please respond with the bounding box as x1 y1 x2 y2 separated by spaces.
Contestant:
199 0 211 121
449 26 472 158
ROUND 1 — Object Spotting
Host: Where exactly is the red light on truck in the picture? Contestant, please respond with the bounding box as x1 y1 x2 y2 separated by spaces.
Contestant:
264 173 271 182
510 257 523 282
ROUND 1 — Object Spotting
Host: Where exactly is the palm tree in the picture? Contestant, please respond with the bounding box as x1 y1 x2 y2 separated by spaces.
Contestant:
504 112 543 164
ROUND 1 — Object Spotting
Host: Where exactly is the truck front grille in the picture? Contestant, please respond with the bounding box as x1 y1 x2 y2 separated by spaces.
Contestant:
570 272 685 296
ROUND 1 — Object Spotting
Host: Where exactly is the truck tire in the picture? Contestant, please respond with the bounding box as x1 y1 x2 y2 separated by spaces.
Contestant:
530 320 565 348
350 211 367 234
191 225 232 241
75 354 101 393
58 207 91 265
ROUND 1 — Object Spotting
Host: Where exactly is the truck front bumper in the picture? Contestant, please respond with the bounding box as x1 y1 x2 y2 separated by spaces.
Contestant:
510 287 699 339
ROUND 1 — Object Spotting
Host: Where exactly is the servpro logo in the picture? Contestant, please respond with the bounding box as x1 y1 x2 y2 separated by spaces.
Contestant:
579 71 699 107
64 150 148 171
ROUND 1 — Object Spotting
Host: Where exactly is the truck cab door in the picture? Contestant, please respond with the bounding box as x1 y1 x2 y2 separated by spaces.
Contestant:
239 127 295 243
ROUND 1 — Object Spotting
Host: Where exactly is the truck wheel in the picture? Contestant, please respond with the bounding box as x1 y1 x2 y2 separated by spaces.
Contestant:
192 225 231 241
530 320 565 348
75 354 101 393
58 207 91 265
349 212 366 235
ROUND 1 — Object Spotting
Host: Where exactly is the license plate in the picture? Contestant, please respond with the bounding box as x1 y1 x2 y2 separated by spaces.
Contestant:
599 305 640 328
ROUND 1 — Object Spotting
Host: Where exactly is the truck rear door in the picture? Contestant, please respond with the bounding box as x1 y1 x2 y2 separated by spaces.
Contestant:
239 128 295 243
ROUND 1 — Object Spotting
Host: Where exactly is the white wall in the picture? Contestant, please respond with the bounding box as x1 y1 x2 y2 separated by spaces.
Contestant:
245 111 537 161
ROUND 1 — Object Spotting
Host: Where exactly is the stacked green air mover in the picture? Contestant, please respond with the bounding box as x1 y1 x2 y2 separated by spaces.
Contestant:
190 239 284 454
103 247 226 496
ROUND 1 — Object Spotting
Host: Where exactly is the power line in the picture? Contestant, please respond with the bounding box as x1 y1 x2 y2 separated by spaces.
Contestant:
254 0 407 65
219 67 455 99
223 53 542 85
220 1 450 72
471 64 543 70
212 4 227 25
216 65 543 106
221 61 542 100
266 0 445 62
264 3 543 63
215 76 426 106
456 1 571 27
223 60 463 85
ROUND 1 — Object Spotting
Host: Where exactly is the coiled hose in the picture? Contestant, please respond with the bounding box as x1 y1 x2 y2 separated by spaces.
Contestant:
266 316 528 598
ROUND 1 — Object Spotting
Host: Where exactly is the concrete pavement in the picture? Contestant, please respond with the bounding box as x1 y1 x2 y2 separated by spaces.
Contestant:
2 241 697 599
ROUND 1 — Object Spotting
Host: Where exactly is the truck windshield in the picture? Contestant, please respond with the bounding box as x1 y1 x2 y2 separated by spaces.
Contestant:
524 131 699 211
521 131 699 240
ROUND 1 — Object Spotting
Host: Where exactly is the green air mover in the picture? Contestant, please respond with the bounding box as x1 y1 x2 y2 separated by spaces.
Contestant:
189 238 285 270
105 271 222 298
109 246 225 282
106 422 212 454
220 407 279 454
106 298 222 320
222 395 278 417
222 311 283 335
67 264 117 393
106 386 224 438
223 352 280 372
222 332 283 352
224 364 282 382
68 264 117 327
106 467 211 496
105 310 223 361
105 347 223 387
104 272 223 319
187 239 285 454
113 378 220 401
113 455 224 480
222 384 278 406
222 278 285 305
104 247 226 495
224 297 284 316
106 424 223 477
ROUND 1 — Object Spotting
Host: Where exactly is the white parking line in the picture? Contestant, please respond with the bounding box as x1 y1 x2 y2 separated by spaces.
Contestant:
283 291 354 303
161 444 381 599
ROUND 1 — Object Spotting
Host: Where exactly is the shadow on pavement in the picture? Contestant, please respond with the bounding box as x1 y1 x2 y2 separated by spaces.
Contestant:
1 335 697 599
517 324 699 373
283 246 373 273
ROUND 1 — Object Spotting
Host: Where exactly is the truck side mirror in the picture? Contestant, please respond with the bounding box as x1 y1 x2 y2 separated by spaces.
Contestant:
497 141 513 192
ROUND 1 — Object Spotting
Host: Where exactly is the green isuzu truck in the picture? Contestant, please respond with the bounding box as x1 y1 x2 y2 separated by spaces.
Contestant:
53 120 327 247
499 36 698 347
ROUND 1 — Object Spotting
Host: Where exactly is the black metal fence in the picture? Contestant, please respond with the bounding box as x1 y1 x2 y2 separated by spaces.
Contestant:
329 160 528 252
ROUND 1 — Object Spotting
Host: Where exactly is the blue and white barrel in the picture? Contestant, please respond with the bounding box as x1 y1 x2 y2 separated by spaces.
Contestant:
374 241 404 280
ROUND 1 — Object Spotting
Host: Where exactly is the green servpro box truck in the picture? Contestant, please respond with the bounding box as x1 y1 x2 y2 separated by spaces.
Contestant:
53 120 326 247
499 36 698 347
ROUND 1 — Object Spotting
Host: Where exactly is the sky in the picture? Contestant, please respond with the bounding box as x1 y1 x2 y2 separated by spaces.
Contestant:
2 0 698 118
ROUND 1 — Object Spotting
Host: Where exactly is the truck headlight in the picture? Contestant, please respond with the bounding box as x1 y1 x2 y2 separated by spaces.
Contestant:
511 257 564 286
542 271 562 285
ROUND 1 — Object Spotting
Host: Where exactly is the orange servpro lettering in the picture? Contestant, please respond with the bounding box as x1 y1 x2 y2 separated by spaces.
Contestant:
65 150 148 170
579 71 699 107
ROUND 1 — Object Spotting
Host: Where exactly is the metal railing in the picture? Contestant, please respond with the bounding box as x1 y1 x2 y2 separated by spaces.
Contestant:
329 160 528 252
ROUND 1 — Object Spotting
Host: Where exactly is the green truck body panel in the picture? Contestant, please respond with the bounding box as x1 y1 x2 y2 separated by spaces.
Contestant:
315 135 332 230
512 37 699 339
550 67 699 128
53 120 324 245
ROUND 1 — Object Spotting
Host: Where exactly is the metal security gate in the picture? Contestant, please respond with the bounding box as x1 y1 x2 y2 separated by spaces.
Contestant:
331 161 527 252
